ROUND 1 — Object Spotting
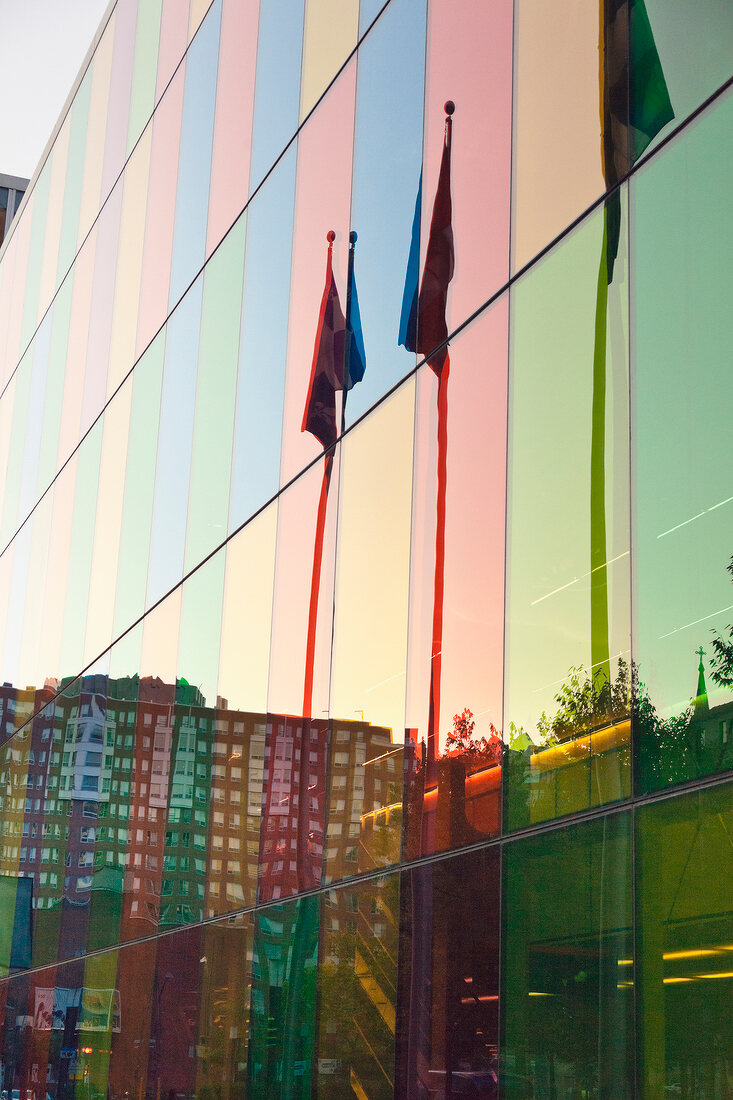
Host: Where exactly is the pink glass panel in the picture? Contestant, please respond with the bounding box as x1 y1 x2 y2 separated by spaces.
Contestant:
205 0 259 256
278 59 356 486
135 64 185 359
101 0 139 202
421 0 513 328
156 0 190 99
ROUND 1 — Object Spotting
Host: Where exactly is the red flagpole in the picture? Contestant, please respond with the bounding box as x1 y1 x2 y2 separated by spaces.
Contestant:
427 356 449 766
302 452 334 720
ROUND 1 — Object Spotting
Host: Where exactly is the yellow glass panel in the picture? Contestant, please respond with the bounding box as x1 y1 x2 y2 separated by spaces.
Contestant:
300 0 359 120
106 125 152 398
78 12 116 249
512 0 603 271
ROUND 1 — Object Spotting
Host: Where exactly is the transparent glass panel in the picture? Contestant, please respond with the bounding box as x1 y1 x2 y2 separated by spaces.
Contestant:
396 846 500 1097
501 813 633 1099
636 783 733 1100
404 302 507 860
126 0 164 155
78 15 116 250
632 90 733 793
100 0 138 201
57 63 94 281
504 198 631 831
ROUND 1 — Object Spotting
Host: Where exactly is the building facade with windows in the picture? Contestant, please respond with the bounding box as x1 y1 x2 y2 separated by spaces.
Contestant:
0 1 731 1098
0 174 28 249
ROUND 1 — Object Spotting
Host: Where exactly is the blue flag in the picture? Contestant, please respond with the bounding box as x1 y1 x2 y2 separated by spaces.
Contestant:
398 173 421 353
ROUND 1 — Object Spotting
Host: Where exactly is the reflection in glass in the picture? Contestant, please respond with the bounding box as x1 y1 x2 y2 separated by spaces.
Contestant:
397 847 499 1098
632 90 733 793
316 873 399 1098
504 201 631 831
636 783 733 1099
502 814 633 1099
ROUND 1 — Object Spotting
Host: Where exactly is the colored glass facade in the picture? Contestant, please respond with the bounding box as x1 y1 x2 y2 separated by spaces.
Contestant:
0 1 731 1098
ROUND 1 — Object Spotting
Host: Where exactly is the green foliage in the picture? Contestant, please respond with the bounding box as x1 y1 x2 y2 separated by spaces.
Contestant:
710 555 733 690
537 660 631 745
444 708 502 766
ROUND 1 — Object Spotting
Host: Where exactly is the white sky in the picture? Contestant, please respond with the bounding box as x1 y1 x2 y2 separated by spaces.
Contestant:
0 0 110 180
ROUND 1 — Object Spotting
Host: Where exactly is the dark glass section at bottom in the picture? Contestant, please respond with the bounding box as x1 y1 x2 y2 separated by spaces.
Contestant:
636 785 733 1100
501 813 633 1099
396 847 500 1098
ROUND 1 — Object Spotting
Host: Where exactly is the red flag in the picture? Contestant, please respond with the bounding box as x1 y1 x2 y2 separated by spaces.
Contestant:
302 232 346 449
417 105 454 374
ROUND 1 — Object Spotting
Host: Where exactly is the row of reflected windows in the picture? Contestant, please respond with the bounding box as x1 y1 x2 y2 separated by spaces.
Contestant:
0 784 729 1100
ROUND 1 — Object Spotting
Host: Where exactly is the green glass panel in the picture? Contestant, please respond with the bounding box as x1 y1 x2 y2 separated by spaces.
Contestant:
183 213 246 574
632 89 733 793
56 65 94 282
315 873 400 1099
642 0 733 159
127 0 164 155
504 197 631 831
35 273 74 496
59 420 104 677
112 328 166 638
502 813 634 1099
0 347 34 546
19 161 51 351
636 783 733 1098
248 894 320 1099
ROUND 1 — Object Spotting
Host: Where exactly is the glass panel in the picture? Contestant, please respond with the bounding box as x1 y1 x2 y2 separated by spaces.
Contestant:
228 146 296 533
156 0 189 99
19 163 51 354
248 0 305 194
146 273 203 607
135 59 185 360
184 214 246 573
57 63 93 281
168 0 221 310
100 0 138 202
126 0 163 155
404 301 507 860
501 813 633 1099
315 872 400 1099
248 894 319 1098
343 0 425 426
37 115 71 318
420 0 512 335
262 457 340 901
279 59 356 486
632 90 733 793
636 783 733 1100
205 0 260 256
106 124 152 398
78 15 116 250
504 199 631 831
642 0 733 158
112 329 166 638
299 0 359 122
325 381 415 881
396 846 500 1097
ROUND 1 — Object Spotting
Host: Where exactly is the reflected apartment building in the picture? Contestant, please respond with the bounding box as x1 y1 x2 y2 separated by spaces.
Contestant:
0 1 731 1099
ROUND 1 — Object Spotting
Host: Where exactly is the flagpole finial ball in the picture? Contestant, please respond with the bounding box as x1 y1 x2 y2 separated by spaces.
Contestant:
327 230 336 243
350 230 358 244
444 100 455 115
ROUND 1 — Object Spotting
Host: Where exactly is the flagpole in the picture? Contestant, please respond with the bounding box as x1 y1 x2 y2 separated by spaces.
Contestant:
341 230 357 436
426 101 454 773
302 230 338 722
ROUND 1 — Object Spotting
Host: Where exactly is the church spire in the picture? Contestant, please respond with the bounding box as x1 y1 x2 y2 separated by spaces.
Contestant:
694 646 709 714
